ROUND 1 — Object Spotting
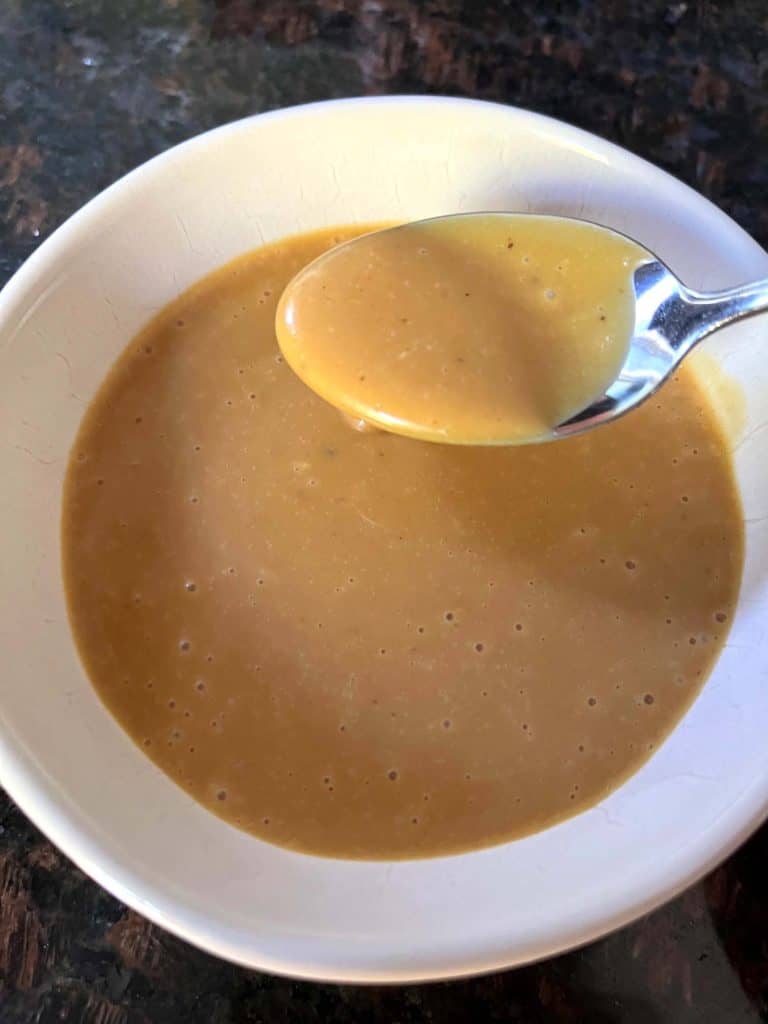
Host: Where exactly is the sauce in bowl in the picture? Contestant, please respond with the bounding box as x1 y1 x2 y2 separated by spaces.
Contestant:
62 225 742 859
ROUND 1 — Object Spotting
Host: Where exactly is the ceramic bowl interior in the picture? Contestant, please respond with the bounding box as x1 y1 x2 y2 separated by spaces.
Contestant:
1 97 767 983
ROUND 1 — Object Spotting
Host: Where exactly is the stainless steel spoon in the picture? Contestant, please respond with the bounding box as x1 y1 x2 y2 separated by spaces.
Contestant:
554 254 768 439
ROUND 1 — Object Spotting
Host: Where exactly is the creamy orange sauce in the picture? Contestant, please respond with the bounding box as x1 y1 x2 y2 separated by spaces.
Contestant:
62 225 743 860
276 214 649 444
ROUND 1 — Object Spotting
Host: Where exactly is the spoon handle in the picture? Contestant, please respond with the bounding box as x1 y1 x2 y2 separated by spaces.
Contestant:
676 277 768 354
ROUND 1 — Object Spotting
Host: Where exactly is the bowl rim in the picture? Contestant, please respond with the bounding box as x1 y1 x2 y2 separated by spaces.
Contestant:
1 94 767 984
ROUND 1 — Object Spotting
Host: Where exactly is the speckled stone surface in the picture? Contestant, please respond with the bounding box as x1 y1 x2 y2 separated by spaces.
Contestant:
1 2 767 1021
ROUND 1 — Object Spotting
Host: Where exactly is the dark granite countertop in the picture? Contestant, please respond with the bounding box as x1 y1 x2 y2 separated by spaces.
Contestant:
1 2 767 1021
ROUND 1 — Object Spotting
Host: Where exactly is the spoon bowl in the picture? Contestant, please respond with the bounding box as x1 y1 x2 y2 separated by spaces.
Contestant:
277 212 648 445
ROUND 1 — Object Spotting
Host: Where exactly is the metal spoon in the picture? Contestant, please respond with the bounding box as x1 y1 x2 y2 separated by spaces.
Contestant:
554 254 768 439
278 213 768 444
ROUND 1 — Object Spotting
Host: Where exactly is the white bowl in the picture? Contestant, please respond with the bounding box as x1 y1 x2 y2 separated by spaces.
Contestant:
1 97 768 984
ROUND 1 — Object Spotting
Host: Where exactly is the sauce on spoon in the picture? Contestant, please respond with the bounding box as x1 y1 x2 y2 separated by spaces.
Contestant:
276 213 651 445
